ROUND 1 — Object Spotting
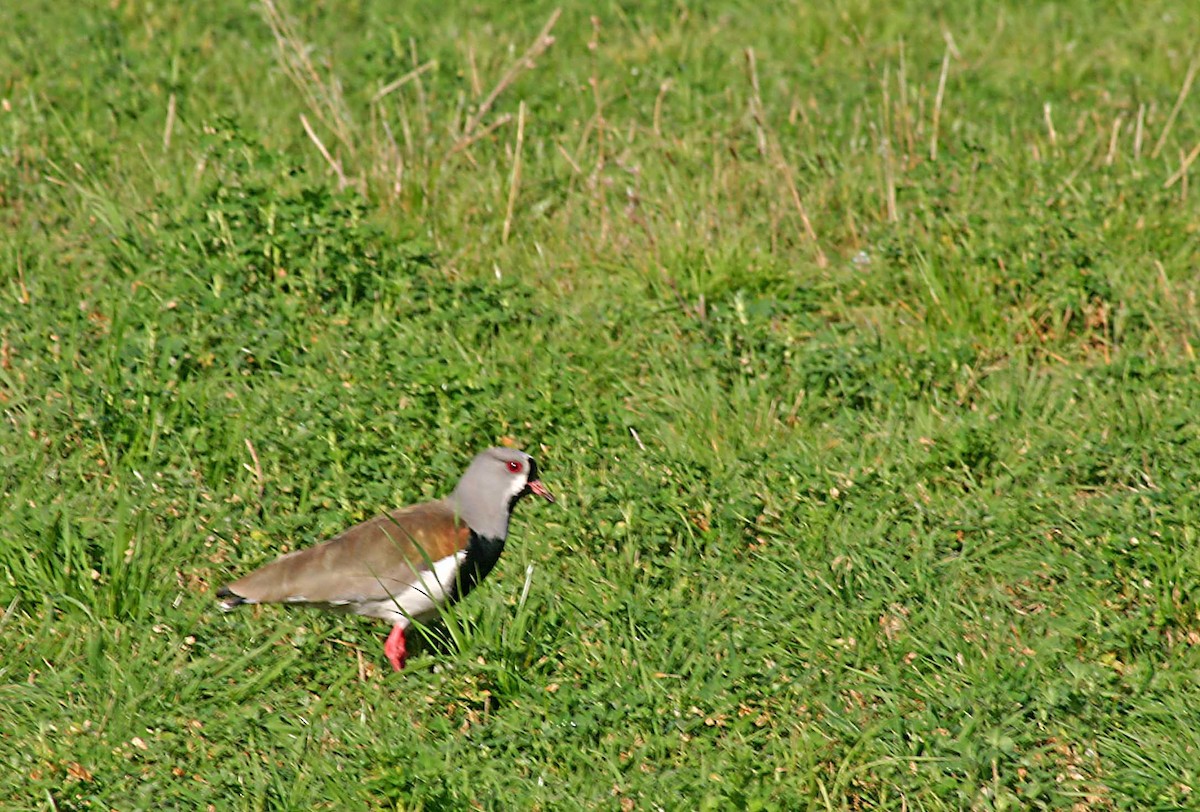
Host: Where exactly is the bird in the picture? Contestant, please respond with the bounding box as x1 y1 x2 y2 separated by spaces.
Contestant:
216 446 554 671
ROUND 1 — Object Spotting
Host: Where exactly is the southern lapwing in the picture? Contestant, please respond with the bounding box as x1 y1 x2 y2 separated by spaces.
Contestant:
217 447 554 671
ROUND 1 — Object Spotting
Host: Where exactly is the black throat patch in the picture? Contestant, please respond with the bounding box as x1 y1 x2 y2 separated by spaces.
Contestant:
451 531 507 603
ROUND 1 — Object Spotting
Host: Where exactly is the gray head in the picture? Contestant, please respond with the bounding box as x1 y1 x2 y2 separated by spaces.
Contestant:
449 447 554 539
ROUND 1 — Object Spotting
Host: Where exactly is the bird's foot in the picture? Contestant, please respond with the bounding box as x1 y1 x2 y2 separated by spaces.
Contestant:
384 624 407 671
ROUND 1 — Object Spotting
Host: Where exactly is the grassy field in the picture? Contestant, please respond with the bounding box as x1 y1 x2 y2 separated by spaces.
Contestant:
3 0 1200 808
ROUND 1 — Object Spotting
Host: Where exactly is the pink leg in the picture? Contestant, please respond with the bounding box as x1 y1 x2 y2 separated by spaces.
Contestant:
384 624 407 671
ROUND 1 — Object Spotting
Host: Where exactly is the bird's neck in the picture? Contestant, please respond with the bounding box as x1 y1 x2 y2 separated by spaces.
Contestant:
447 493 510 542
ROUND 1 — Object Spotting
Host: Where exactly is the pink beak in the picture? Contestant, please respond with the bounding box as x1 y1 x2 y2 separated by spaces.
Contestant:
528 479 555 503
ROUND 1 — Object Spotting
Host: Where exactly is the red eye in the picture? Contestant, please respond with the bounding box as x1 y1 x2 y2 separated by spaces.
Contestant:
506 460 522 473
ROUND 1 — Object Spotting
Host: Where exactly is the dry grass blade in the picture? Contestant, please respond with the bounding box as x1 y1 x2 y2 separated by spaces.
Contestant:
1105 115 1123 166
1043 102 1057 147
775 146 827 269
1151 55 1199 159
879 66 897 223
744 48 828 268
652 80 672 138
1164 140 1200 189
502 101 527 245
444 113 514 160
745 48 768 156
930 49 950 161
301 113 350 189
1134 103 1146 159
162 93 177 151
261 0 356 157
450 8 561 156
243 438 265 506
879 127 898 223
13 250 31 305
372 60 438 104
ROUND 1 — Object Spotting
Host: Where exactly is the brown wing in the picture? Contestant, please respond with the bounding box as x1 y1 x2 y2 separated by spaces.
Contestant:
224 500 469 606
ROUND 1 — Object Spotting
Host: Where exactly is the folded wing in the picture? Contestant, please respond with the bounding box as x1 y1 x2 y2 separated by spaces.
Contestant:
222 500 470 607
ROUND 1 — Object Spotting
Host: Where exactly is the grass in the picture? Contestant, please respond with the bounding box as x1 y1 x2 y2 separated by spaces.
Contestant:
2 0 1200 808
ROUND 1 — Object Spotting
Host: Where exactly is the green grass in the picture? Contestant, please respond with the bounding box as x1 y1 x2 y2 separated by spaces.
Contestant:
3 0 1200 808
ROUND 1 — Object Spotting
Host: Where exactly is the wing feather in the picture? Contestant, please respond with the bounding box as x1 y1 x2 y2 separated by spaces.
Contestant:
224 500 469 606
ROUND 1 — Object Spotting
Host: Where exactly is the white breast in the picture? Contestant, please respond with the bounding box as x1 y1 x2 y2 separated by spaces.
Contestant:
354 551 466 628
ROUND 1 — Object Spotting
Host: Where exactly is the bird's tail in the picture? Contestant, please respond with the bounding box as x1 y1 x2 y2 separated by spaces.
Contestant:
216 585 245 612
